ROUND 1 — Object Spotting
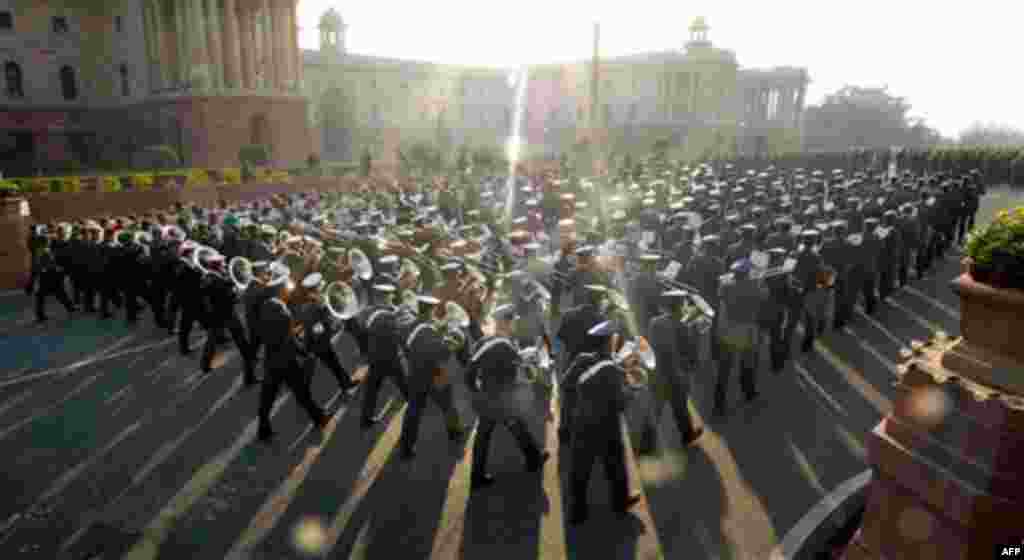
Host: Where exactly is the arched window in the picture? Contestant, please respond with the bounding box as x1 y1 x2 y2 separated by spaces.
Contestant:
59 65 77 100
4 61 23 98
119 64 130 96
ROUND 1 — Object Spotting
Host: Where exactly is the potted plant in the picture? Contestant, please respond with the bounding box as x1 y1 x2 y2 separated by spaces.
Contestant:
0 180 19 199
963 206 1024 289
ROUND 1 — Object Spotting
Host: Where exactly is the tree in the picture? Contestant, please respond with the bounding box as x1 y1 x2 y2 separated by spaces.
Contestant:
455 144 470 174
803 86 942 152
958 123 1024 146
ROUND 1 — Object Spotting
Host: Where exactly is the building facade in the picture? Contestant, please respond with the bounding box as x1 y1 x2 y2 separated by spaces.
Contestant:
304 13 809 167
0 0 313 177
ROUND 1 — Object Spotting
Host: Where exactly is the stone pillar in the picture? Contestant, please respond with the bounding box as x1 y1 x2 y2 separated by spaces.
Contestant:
291 2 302 89
151 0 169 90
222 0 240 89
276 2 290 90
261 0 276 90
141 1 157 90
238 5 253 89
205 0 223 89
174 0 188 86
189 0 210 89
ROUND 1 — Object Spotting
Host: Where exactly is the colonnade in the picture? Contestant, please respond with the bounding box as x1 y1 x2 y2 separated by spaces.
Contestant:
747 82 807 127
141 0 302 93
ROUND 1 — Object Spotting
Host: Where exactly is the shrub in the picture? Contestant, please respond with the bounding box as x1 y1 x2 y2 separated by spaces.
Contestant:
137 145 181 169
223 168 242 185
132 174 155 191
186 168 210 188
101 176 123 193
0 179 19 198
239 144 271 167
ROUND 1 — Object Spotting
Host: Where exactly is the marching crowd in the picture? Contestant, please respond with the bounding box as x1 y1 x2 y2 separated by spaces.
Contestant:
21 161 985 525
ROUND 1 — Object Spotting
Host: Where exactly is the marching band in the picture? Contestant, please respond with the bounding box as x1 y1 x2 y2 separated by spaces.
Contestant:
22 160 985 525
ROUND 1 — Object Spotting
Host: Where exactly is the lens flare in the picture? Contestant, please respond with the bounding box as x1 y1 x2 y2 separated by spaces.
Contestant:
904 385 952 428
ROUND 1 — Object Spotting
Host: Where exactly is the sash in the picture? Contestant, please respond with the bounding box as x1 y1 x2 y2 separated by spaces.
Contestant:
578 360 616 386
470 336 517 364
365 308 392 330
405 322 434 350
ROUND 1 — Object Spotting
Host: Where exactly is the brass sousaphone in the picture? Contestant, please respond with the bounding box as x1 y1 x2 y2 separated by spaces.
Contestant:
228 256 254 290
323 280 363 320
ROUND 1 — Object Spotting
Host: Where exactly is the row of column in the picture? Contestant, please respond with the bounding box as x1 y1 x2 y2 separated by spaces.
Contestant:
141 0 301 93
748 84 807 125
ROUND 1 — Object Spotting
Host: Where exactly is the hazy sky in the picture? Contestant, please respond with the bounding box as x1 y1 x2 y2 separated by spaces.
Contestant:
296 0 1023 139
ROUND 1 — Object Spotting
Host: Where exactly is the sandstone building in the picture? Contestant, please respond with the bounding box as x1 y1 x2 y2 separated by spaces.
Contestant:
303 12 809 167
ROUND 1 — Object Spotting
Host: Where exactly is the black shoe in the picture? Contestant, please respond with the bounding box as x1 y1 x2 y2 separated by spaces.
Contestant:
180 347 193 356
448 428 467 443
801 339 814 353
100 313 113 320
35 316 49 324
471 474 496 491
526 451 551 473
258 426 276 442
360 413 385 430
244 376 261 387
614 494 643 515
313 414 329 431
683 427 705 447
745 391 760 403
568 509 589 526
400 448 417 461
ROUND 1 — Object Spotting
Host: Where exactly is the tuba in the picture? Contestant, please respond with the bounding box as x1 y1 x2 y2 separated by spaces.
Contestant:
323 280 363 319
192 245 220 274
228 256 254 290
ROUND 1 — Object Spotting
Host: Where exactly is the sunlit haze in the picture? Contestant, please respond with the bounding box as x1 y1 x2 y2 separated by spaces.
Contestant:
297 0 1024 139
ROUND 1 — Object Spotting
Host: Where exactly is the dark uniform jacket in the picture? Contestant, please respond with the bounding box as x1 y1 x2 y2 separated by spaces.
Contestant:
567 353 633 432
464 336 525 420
358 304 403 365
648 313 700 376
259 297 305 371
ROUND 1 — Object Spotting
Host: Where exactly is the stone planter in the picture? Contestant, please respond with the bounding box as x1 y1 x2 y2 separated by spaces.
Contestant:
952 273 1024 365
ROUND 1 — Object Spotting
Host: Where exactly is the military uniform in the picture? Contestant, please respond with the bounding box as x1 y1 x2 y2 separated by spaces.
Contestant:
257 289 327 442
464 314 547 490
563 323 641 525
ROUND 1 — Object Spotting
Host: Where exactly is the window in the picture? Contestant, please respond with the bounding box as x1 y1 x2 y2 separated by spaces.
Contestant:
371 104 380 122
629 103 637 121
114 15 123 32
119 64 130 97
5 62 23 98
60 65 77 100
52 16 69 34
0 11 13 31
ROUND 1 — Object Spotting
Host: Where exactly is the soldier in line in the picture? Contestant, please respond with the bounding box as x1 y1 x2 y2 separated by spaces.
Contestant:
395 295 467 460
293 272 361 397
256 262 328 442
355 282 411 430
196 252 259 385
638 289 706 454
464 304 550 491
715 259 767 417
555 284 610 444
27 225 77 323
564 319 643 526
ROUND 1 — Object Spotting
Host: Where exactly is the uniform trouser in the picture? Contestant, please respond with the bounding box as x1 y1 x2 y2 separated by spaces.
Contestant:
77 274 97 311
917 236 933 277
963 207 978 240
35 275 74 320
313 345 356 390
362 359 410 423
399 366 461 454
122 283 146 323
68 270 85 305
201 312 255 376
472 414 542 480
861 272 878 315
166 287 183 333
96 273 120 317
898 249 913 287
177 303 206 354
245 309 262 360
716 325 760 408
258 359 325 433
878 258 896 301
782 297 805 356
644 373 699 444
763 312 788 369
569 428 630 516
836 272 860 327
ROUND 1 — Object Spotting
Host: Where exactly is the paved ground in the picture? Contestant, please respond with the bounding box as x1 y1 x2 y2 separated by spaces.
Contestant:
0 188 1018 560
